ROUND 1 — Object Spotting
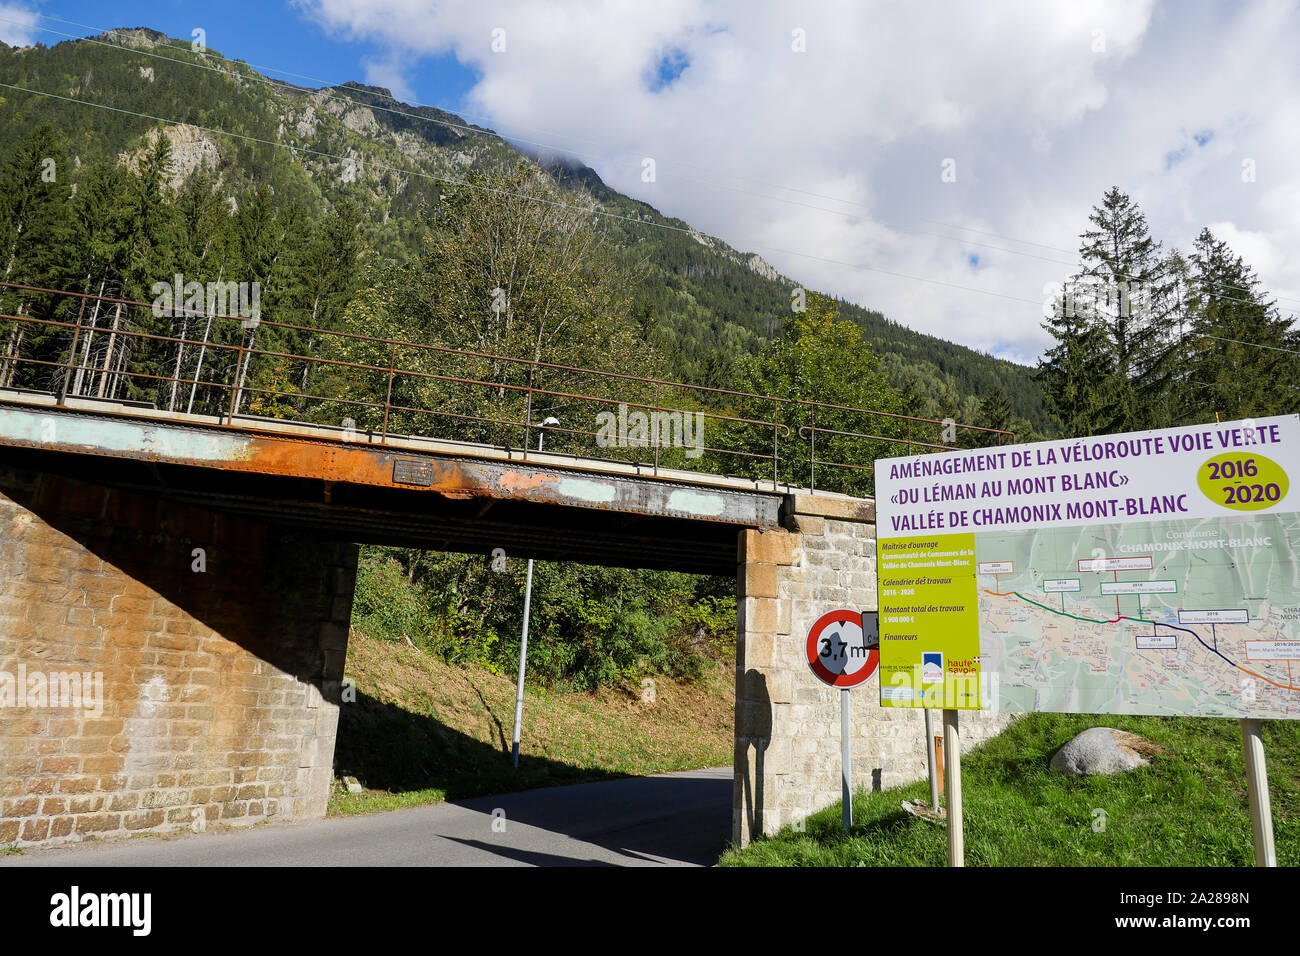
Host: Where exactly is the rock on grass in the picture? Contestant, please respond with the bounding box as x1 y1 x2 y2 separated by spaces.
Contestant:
1049 727 1163 775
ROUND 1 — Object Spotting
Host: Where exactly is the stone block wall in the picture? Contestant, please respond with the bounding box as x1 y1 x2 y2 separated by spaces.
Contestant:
0 463 357 847
734 493 1016 846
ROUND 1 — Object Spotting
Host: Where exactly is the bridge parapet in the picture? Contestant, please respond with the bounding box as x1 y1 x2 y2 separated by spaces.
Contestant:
0 278 1010 499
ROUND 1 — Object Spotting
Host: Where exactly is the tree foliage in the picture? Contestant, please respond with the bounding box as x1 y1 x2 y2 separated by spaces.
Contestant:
1038 188 1295 438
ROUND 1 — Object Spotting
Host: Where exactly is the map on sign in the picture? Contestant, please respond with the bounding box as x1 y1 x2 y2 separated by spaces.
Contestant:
875 415 1300 718
978 514 1300 719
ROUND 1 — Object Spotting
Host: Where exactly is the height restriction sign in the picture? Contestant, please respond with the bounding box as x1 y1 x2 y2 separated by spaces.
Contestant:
806 609 879 688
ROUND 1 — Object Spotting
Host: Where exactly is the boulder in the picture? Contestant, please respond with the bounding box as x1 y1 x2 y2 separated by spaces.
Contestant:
1049 727 1159 775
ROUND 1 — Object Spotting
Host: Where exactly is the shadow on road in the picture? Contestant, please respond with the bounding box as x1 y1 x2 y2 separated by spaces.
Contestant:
438 837 620 867
335 689 633 799
336 691 732 865
451 770 732 865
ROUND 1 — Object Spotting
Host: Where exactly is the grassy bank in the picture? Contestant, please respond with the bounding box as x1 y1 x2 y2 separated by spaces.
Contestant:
328 628 735 816
722 713 1300 866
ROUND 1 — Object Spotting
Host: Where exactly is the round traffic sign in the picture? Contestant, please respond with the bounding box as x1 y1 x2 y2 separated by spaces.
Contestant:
806 609 879 688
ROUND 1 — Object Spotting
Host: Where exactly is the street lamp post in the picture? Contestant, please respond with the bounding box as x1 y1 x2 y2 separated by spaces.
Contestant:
511 417 559 769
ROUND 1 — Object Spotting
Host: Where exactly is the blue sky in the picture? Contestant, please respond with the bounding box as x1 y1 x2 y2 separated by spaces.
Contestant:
9 1 479 110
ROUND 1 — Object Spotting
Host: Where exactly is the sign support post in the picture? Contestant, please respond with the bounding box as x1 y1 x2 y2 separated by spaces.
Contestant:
924 708 940 810
510 557 534 769
805 609 878 835
943 708 963 867
841 688 852 831
1240 718 1276 867
510 421 555 769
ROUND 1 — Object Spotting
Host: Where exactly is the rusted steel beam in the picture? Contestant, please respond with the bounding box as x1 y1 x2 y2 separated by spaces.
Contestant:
0 402 782 529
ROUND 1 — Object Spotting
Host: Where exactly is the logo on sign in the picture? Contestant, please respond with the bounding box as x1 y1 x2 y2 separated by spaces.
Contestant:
921 652 944 684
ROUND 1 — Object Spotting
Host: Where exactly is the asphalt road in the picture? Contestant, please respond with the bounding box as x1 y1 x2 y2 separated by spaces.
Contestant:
1 767 733 867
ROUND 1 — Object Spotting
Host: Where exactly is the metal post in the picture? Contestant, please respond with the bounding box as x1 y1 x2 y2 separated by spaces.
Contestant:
522 363 534 457
841 687 852 831
381 342 396 441
1240 718 1277 867
809 403 817 493
653 381 661 474
58 296 87 405
510 555 535 769
772 400 780 490
943 709 963 866
924 708 940 810
227 327 248 422
511 428 545 769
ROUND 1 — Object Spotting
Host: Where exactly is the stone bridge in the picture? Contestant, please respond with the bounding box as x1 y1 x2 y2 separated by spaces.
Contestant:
0 393 1013 849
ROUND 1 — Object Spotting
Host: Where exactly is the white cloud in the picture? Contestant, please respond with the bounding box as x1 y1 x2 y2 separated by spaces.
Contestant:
294 0 1300 364
0 3 38 47
361 52 417 102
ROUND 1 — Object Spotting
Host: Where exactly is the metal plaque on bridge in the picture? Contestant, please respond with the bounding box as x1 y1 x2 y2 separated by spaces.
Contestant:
392 458 433 487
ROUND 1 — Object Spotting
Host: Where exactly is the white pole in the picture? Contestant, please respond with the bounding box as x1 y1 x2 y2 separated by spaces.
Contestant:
510 556 534 769
841 688 852 831
943 709 963 867
1240 718 1277 867
924 708 939 810
510 428 546 769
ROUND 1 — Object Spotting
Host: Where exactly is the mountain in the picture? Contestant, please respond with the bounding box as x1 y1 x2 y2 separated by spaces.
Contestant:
0 27 1049 428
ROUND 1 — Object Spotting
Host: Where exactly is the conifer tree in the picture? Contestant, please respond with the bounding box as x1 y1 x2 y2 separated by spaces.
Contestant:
1036 287 1113 437
0 126 74 387
1179 228 1295 421
1071 187 1180 433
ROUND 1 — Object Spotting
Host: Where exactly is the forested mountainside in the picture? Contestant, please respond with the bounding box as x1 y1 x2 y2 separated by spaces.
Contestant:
0 27 1048 428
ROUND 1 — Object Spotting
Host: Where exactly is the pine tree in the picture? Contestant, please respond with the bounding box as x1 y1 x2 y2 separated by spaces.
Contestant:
106 129 181 402
1036 287 1114 437
0 126 74 388
1179 228 1295 421
1071 187 1180 433
66 162 133 398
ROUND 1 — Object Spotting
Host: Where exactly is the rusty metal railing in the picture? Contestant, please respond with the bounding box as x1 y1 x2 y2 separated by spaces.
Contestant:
0 280 1013 494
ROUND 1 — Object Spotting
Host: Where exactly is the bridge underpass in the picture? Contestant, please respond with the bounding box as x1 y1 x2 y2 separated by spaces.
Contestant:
0 282 1016 853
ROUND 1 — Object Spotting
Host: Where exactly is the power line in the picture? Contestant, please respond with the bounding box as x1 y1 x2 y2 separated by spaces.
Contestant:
1199 333 1300 357
15 12 1298 312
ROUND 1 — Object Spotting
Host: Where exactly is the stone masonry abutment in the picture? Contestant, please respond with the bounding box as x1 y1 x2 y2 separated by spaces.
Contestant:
734 493 1015 846
0 462 356 847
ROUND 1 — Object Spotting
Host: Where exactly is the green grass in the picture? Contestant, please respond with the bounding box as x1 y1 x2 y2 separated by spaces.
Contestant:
327 628 735 816
0 844 22 856
722 713 1300 866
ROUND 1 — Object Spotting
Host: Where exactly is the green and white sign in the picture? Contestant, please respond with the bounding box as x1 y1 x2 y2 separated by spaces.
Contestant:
876 415 1300 719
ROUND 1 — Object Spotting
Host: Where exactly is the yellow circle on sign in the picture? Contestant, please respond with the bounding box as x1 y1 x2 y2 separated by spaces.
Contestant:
1198 453 1289 511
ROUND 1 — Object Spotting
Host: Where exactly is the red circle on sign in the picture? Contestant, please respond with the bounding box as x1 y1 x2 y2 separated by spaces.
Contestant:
805 608 879 688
